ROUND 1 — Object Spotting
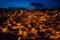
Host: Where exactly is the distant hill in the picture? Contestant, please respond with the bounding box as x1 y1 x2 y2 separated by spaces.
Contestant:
0 7 28 10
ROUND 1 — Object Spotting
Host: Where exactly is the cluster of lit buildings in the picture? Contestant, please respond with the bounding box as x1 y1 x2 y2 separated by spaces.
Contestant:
0 9 60 40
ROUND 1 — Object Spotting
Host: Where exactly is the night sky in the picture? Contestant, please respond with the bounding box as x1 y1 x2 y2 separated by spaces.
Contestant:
0 0 60 9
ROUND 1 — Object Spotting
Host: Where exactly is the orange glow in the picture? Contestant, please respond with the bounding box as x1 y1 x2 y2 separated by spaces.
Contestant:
2 28 8 33
0 9 60 40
